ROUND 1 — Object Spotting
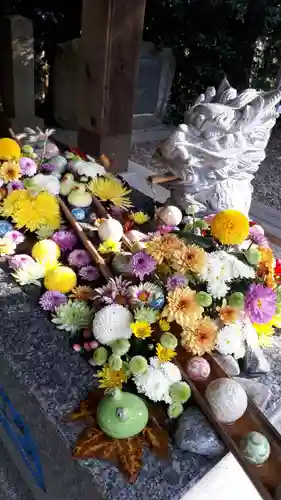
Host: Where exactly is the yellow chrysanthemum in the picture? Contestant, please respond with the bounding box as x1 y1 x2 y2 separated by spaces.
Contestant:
130 211 149 225
159 318 170 332
88 174 132 209
97 366 128 389
211 210 249 245
0 138 21 161
181 316 218 355
156 343 177 362
98 239 121 254
0 190 60 232
172 244 206 274
258 247 275 288
162 287 203 328
130 321 152 339
253 313 281 347
0 237 15 256
146 234 185 264
0 161 21 182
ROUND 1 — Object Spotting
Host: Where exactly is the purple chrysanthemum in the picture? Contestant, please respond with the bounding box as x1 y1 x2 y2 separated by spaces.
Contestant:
8 254 34 270
79 265 100 282
94 276 131 305
245 283 276 324
5 230 25 245
52 230 78 251
131 251 157 281
249 226 269 248
39 290 67 312
19 157 37 177
166 274 188 291
158 225 177 234
68 249 91 268
7 180 24 192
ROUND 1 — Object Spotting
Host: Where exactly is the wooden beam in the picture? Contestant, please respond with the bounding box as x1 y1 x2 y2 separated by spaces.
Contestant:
77 0 146 172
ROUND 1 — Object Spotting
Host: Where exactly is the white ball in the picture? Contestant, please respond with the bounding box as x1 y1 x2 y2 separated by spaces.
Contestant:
205 378 247 424
92 304 133 345
126 230 146 243
157 205 182 226
98 218 123 242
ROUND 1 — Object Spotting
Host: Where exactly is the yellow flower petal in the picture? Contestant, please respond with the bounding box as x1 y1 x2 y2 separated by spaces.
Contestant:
130 321 152 339
156 343 176 362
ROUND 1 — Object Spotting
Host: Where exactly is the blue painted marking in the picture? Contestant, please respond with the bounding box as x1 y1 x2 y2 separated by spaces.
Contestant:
0 386 46 492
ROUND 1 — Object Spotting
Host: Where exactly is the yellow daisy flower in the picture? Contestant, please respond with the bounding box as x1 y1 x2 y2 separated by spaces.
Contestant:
130 211 149 224
130 321 152 339
0 161 21 182
98 239 121 254
159 319 170 332
211 210 249 245
88 174 132 209
156 343 176 362
97 366 127 389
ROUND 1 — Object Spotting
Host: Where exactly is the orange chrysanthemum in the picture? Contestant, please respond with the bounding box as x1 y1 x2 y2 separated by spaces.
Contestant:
162 287 203 328
172 244 206 274
258 247 275 288
146 234 184 264
181 316 218 355
70 286 95 301
217 305 240 324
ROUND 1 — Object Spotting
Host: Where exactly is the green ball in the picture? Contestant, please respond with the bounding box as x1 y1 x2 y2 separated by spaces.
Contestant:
169 381 191 403
22 144 34 154
196 291 212 307
108 355 123 371
129 356 148 375
245 248 261 265
93 347 108 366
240 431 270 465
168 402 184 419
195 219 209 229
160 333 178 349
228 292 244 309
110 339 130 356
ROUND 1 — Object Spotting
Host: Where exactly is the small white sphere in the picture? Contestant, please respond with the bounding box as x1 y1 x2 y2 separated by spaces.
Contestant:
126 230 146 243
205 378 248 424
157 205 182 226
98 218 123 242
93 304 133 345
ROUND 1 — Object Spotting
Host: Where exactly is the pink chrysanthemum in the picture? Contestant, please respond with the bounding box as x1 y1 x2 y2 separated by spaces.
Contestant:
19 157 37 177
245 283 276 324
79 265 100 282
8 254 34 270
52 230 78 251
7 180 24 192
94 276 131 305
5 230 25 245
39 290 67 312
68 249 91 268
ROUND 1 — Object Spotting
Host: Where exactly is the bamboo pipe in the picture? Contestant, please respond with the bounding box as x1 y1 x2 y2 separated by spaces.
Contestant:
147 174 179 184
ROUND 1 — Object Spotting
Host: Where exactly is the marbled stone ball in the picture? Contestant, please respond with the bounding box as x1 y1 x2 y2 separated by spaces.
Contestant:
205 378 248 424
186 357 211 381
157 205 182 226
240 431 270 465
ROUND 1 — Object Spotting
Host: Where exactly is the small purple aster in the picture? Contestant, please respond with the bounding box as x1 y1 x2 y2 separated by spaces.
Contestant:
131 251 157 281
8 254 34 270
245 283 276 324
7 180 24 192
5 230 25 245
39 290 67 312
249 226 269 248
166 274 188 291
68 249 91 268
19 157 37 177
41 162 57 173
52 230 78 251
79 265 100 282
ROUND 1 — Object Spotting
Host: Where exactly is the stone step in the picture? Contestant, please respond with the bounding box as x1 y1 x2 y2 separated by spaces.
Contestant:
0 440 35 500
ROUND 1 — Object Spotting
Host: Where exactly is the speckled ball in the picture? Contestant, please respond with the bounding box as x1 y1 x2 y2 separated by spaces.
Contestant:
98 218 123 242
205 378 248 424
71 208 86 221
240 432 270 465
157 205 182 226
187 357 211 381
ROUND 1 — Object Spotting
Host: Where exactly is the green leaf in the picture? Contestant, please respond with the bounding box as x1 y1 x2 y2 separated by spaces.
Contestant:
173 231 214 249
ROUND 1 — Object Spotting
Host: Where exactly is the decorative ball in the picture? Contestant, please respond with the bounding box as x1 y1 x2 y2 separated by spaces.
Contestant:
44 266 77 293
68 186 92 208
205 378 247 424
32 239 61 262
92 304 133 345
157 205 182 226
112 252 132 276
98 218 123 242
71 208 86 221
0 138 21 160
126 229 146 243
187 357 211 381
148 286 165 309
240 431 270 465
97 390 148 439
0 221 13 237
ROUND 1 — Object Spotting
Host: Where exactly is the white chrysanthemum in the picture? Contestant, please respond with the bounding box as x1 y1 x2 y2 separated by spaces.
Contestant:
150 357 182 384
216 322 245 358
133 365 172 404
26 174 60 196
241 319 259 349
92 304 133 345
12 261 45 286
228 255 255 280
206 279 229 299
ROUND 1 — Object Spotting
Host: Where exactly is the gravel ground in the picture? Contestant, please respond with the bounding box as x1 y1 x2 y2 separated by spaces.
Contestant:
130 125 281 210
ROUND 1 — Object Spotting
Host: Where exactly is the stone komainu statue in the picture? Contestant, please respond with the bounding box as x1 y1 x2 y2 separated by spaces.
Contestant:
154 78 281 215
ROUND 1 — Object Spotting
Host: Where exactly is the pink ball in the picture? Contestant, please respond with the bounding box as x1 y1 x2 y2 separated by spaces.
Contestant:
187 356 211 381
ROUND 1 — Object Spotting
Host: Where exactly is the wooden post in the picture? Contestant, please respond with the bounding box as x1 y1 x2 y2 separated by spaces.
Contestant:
77 0 146 173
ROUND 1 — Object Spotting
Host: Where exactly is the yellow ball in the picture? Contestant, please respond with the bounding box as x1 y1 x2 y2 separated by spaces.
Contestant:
32 239 61 262
44 266 77 293
0 138 21 160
